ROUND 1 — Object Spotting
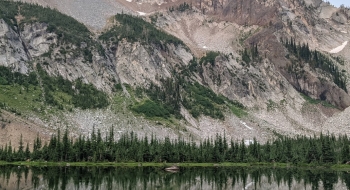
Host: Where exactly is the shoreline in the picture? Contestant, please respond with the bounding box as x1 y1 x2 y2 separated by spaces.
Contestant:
1 161 350 170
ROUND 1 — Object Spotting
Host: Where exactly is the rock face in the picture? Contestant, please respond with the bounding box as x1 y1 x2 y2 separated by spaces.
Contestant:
20 23 56 58
1 0 350 144
151 0 350 109
0 20 116 91
198 0 279 26
0 19 29 74
114 41 192 87
332 11 347 24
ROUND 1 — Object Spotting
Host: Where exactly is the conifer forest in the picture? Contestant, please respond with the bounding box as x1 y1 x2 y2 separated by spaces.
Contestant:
0 127 349 165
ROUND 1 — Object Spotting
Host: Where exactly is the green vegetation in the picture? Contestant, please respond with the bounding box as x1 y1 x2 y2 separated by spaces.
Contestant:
0 66 42 114
3 161 350 169
241 48 251 64
283 37 347 92
0 66 38 86
99 14 184 49
169 2 192 12
2 127 350 165
266 99 279 111
0 161 256 167
0 0 101 62
240 44 259 64
229 101 248 118
200 51 220 66
113 83 123 91
0 1 244 120
143 78 229 120
128 60 247 120
239 30 253 45
300 93 336 108
183 54 248 119
19 4 92 47
3 165 350 190
188 58 199 72
145 78 181 118
117 77 246 121
37 64 109 109
132 100 170 118
0 1 19 29
0 64 108 113
2 165 350 190
0 84 42 115
0 1 91 44
182 82 225 119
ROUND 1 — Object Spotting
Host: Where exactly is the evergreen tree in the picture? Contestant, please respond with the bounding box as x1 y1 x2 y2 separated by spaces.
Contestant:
32 135 42 160
62 128 70 161
17 134 24 161
25 143 30 160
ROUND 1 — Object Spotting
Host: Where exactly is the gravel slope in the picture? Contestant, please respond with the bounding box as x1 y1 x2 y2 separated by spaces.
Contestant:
17 0 134 30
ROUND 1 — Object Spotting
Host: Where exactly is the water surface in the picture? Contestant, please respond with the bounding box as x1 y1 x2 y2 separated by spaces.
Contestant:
0 165 349 189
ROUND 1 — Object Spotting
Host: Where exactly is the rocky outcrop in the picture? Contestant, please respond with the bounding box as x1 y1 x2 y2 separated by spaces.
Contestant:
285 67 350 109
0 19 29 74
0 20 120 91
20 23 57 57
332 12 347 24
113 41 192 87
187 0 279 26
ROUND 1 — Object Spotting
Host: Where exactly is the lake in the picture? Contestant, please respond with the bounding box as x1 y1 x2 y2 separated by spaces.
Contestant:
0 165 349 189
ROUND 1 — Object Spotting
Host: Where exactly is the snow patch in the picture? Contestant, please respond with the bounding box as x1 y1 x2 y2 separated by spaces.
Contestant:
126 0 132 2
244 140 253 146
329 41 348 54
243 182 254 190
202 46 207 49
341 31 347 34
137 11 146 16
240 121 253 130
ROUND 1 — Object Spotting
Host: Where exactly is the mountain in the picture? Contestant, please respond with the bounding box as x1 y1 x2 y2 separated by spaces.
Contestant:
0 0 350 147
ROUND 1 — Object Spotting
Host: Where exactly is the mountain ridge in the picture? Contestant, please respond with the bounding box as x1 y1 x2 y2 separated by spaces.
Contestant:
0 0 349 147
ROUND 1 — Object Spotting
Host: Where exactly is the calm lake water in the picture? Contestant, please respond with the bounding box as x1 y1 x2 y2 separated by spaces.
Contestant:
0 165 349 190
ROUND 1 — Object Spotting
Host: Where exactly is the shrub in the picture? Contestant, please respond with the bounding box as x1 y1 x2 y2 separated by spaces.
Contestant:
200 51 220 66
132 100 170 118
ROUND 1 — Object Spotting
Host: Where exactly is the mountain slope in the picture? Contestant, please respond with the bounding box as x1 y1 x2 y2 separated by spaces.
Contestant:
1 0 350 146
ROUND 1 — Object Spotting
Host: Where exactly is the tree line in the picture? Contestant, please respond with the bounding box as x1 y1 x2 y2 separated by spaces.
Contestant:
0 128 349 164
282 37 347 92
99 14 184 50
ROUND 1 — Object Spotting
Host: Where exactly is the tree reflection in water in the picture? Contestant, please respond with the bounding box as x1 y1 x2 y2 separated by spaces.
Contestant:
0 166 349 190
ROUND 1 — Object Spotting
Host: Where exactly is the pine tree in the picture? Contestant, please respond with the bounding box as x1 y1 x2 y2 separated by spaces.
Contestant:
321 135 335 164
7 142 13 162
17 134 24 161
32 135 42 160
56 129 62 161
239 139 246 162
25 143 30 160
62 128 70 161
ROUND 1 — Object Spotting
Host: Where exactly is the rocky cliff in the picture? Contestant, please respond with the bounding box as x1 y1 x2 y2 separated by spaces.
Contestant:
1 0 350 147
